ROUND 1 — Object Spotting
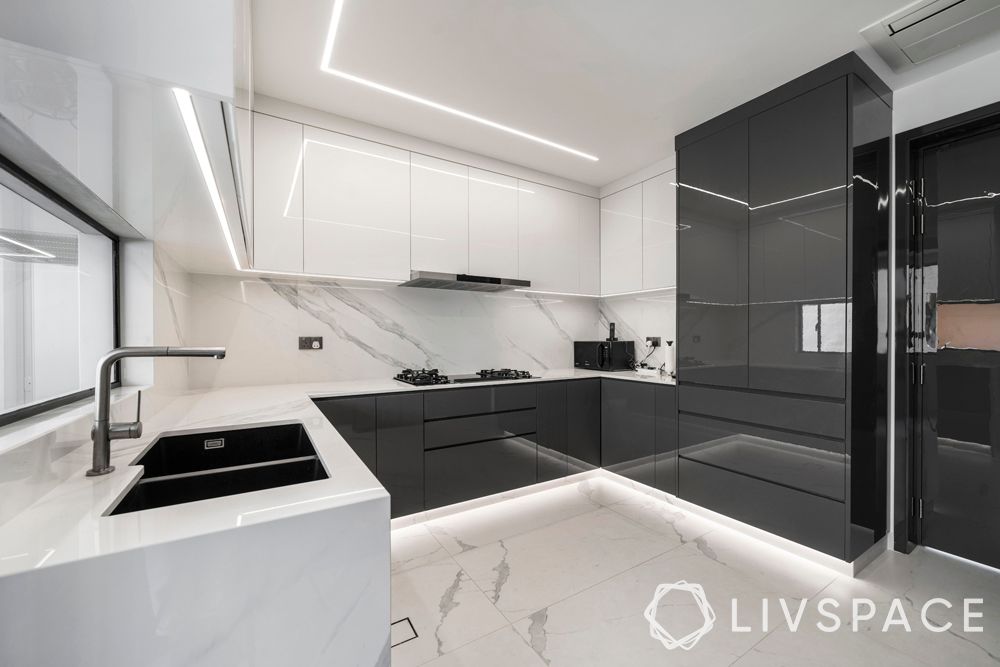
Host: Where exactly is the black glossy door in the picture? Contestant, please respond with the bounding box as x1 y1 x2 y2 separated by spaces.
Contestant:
377 393 424 518
567 378 601 473
919 123 1000 568
314 396 376 472
748 79 848 397
677 120 749 387
601 379 655 486
537 382 569 482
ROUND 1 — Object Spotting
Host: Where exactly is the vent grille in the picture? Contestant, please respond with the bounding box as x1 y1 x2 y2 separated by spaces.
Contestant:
862 0 1000 71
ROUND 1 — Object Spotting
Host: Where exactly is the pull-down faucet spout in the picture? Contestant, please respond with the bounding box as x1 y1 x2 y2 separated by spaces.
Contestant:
87 346 226 477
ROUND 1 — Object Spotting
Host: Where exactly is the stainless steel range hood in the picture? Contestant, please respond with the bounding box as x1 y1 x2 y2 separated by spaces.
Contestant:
400 270 530 292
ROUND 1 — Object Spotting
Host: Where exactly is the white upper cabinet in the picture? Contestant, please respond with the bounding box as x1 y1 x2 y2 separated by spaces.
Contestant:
468 168 518 277
252 113 304 273
600 184 643 295
410 154 469 274
518 182 599 295
642 170 677 289
302 126 410 280
578 195 601 295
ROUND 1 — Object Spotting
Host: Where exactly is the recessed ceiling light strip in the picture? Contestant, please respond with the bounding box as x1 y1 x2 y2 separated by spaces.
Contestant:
320 0 598 162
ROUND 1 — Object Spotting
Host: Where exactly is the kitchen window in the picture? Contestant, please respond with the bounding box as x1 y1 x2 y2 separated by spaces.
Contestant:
0 179 118 426
800 302 848 353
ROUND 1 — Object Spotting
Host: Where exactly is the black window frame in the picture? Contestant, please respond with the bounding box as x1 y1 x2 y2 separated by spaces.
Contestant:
0 155 121 429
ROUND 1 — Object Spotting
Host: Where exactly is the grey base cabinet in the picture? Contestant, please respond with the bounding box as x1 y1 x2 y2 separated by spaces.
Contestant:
314 394 424 519
567 379 601 474
376 393 424 518
537 382 569 482
314 396 376 472
601 379 655 487
425 437 538 510
653 385 678 495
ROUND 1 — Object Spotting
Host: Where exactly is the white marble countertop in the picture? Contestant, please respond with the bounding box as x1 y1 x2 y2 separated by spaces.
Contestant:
0 368 671 579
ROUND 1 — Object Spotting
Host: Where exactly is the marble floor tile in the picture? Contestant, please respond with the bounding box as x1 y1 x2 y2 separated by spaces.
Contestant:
858 547 1000 658
601 487 716 546
391 524 451 575
425 483 601 556
733 622 919 667
454 507 679 622
793 574 1000 666
511 542 827 667
390 558 508 667
420 625 547 667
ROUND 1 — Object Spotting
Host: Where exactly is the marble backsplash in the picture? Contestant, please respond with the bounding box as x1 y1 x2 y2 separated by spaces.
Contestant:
599 290 677 375
156 253 676 389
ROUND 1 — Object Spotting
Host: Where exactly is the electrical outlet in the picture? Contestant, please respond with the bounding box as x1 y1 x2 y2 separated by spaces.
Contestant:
299 336 323 350
645 336 661 348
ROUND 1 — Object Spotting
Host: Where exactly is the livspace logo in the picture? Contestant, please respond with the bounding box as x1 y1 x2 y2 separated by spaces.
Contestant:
646 581 985 651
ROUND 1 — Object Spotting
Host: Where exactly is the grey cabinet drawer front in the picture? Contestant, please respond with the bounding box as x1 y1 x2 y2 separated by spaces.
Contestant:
424 437 538 509
678 385 844 438
679 458 845 558
423 384 537 420
679 414 844 501
424 409 537 450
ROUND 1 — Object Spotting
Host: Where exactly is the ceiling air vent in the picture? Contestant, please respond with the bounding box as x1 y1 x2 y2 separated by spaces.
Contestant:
862 0 1000 71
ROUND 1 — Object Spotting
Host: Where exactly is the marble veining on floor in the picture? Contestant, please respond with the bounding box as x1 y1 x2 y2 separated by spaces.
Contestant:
389 478 1000 666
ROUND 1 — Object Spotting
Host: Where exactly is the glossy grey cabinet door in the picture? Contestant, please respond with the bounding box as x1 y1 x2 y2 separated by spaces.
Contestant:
376 393 424 518
677 120 749 388
680 458 845 558
424 436 538 510
748 78 847 398
601 379 655 486
567 378 601 473
537 382 569 482
654 385 678 494
313 396 376 472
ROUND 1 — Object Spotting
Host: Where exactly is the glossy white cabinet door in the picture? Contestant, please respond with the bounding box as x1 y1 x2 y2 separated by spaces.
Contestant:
517 181 576 293
578 194 601 295
302 126 410 280
517 182 600 294
642 171 677 289
469 168 518 277
600 183 643 295
252 113 304 272
410 154 468 274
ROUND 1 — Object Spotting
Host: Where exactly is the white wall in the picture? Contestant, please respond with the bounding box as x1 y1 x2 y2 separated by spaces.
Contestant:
893 48 1000 134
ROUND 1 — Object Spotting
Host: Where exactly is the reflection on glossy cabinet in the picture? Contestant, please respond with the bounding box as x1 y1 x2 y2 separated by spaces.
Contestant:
302 126 410 280
643 171 677 290
518 182 600 295
601 184 642 295
411 154 468 274
748 79 847 397
469 168 518 277
252 113 304 272
601 379 655 487
677 120 749 388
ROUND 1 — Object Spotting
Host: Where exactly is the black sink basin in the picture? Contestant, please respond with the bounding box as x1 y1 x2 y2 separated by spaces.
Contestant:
109 423 328 515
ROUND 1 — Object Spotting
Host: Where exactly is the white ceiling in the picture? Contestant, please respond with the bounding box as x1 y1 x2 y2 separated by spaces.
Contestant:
252 0 917 187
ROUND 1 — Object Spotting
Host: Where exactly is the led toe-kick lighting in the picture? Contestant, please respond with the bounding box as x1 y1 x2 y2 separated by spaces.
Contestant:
320 0 598 162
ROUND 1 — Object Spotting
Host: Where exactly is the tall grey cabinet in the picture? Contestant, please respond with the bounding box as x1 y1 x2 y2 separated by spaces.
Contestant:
676 54 891 561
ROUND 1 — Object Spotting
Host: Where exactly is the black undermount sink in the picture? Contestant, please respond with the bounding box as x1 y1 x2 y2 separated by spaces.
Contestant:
110 423 328 515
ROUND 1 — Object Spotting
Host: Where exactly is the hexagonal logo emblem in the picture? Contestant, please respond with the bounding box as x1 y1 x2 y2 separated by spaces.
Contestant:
643 580 716 651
